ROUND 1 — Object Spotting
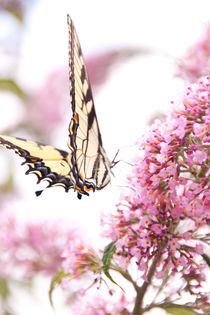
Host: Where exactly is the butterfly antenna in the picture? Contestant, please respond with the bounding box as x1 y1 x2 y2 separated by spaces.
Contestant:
111 149 120 168
111 149 134 168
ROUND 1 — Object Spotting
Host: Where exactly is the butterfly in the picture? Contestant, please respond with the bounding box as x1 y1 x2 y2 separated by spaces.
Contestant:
0 15 113 199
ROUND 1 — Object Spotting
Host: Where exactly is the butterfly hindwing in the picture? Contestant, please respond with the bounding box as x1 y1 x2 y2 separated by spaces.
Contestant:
0 135 74 194
67 15 111 191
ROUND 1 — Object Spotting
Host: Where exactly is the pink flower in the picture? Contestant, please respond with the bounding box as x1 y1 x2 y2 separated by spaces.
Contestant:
85 48 141 91
137 238 151 249
176 256 187 267
0 208 78 278
149 162 158 173
192 150 207 163
193 123 204 137
189 182 203 194
61 240 101 286
116 236 129 249
103 77 209 291
138 261 147 272
169 239 180 251
27 67 69 132
156 153 168 163
181 232 191 241
72 293 131 315
171 208 181 219
130 247 141 259
160 142 169 154
165 163 177 175
118 256 130 270
139 216 151 227
177 22 210 82
151 224 162 235
195 243 204 254
194 218 203 228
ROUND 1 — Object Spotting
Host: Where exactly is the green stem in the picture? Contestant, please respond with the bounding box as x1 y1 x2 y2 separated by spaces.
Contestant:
143 302 195 314
110 266 138 291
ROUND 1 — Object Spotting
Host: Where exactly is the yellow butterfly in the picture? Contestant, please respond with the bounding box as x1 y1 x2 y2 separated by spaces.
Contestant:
0 15 112 199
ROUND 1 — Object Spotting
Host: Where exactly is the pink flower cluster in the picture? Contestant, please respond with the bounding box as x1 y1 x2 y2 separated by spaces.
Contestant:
72 293 131 315
86 48 140 91
61 240 101 287
104 77 209 287
0 208 78 278
177 22 210 82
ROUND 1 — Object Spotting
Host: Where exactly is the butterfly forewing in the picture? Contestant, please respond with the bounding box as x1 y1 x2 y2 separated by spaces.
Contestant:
67 15 111 190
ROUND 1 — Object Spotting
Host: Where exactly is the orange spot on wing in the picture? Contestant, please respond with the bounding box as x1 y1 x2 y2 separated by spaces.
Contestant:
69 122 74 133
76 186 83 193
74 113 79 124
84 183 94 192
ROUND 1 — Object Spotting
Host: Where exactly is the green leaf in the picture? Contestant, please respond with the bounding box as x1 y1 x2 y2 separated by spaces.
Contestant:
6 8 23 22
0 278 10 301
202 253 210 266
0 79 27 100
49 270 71 308
162 305 196 315
102 241 116 274
102 241 123 290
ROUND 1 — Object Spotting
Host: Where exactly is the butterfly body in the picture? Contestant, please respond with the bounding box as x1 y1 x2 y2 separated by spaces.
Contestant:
0 15 111 199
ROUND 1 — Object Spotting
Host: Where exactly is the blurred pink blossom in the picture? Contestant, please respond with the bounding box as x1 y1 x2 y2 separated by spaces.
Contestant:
27 67 69 131
72 293 131 315
0 207 79 278
86 48 141 90
26 48 140 132
177 22 210 82
61 239 101 288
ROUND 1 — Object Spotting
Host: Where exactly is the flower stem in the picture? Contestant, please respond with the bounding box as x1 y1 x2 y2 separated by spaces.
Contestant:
132 245 164 315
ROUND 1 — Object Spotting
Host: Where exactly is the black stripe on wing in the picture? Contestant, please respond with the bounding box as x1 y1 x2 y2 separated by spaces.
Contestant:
0 135 74 195
67 15 110 192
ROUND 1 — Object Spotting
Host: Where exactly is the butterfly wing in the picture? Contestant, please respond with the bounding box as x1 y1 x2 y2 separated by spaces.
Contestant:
0 16 112 199
67 15 111 193
0 135 74 195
